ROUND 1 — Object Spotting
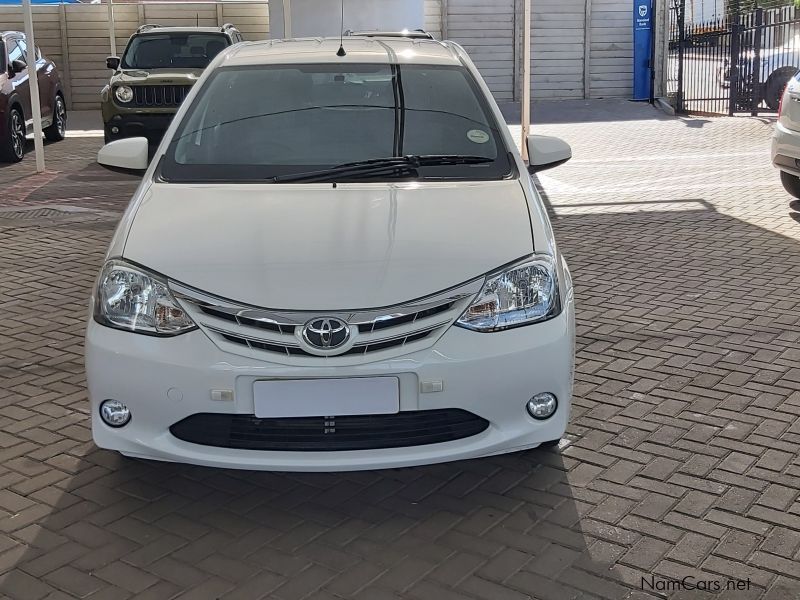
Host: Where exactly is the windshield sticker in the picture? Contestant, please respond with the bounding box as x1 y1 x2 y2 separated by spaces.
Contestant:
467 129 490 144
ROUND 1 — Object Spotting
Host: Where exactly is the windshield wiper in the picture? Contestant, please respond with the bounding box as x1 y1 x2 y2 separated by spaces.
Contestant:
272 154 493 183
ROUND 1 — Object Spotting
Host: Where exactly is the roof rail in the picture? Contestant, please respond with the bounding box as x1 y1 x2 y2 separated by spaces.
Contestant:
345 29 434 40
136 24 163 34
220 22 237 32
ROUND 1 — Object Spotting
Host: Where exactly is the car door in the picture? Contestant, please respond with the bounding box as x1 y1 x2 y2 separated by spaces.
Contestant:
7 38 31 128
17 39 53 125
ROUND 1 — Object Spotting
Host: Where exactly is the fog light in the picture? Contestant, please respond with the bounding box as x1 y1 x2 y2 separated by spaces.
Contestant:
100 399 131 427
526 393 557 420
110 126 119 134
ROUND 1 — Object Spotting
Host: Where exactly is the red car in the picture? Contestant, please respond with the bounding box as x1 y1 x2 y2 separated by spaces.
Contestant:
0 31 66 162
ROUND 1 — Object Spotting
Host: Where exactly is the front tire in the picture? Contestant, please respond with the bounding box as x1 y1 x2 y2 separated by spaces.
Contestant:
0 107 25 163
44 94 67 142
780 170 800 198
765 67 797 111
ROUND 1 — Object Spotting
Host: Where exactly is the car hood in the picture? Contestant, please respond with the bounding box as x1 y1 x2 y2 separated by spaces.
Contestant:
122 180 534 310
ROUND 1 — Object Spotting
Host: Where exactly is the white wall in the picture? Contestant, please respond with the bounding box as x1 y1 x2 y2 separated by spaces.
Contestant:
446 0 516 100
589 0 633 98
0 0 636 109
269 0 425 38
530 0 588 99
443 0 634 101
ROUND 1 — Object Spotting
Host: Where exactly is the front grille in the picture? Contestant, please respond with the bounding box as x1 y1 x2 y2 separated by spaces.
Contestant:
171 280 482 361
170 409 490 451
129 85 192 107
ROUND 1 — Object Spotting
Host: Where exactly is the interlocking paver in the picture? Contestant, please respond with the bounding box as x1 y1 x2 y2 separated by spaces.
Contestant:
1 102 800 599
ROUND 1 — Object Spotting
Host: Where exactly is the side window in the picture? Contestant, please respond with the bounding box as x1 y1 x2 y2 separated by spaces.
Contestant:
8 40 24 65
0 41 6 73
16 39 29 63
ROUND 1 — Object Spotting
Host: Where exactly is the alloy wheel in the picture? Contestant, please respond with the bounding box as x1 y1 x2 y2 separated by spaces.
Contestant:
55 98 66 137
10 111 24 159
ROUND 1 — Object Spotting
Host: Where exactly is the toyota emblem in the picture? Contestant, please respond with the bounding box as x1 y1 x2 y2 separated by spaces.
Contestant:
302 317 350 349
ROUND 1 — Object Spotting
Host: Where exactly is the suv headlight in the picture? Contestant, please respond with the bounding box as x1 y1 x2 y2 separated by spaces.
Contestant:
115 85 134 103
94 260 196 336
456 256 560 332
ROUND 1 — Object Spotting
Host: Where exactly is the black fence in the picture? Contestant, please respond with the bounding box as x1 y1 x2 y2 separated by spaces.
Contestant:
668 3 800 115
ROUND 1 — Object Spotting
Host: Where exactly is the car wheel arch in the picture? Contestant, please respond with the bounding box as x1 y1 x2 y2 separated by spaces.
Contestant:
8 97 23 120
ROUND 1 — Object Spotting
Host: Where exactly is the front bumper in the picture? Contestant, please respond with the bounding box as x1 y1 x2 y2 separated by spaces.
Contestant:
772 120 800 176
104 113 176 143
86 294 575 472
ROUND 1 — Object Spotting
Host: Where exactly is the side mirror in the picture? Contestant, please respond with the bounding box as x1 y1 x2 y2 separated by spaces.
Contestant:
526 135 572 173
106 56 120 70
97 137 149 171
10 59 26 75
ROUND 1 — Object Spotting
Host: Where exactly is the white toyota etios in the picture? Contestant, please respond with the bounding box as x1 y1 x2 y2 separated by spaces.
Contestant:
88 35 576 471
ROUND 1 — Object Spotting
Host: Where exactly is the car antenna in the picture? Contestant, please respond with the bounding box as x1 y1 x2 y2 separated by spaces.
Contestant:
196 13 199 26
336 0 346 56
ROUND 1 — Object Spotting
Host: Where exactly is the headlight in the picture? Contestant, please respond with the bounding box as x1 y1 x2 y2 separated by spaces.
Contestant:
94 260 196 336
456 256 559 332
115 86 134 103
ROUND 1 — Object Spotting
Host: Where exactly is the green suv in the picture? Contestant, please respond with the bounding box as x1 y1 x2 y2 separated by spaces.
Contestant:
101 23 242 143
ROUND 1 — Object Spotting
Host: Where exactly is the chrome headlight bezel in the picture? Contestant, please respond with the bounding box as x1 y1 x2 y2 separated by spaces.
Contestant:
93 259 197 337
455 255 561 332
114 85 134 104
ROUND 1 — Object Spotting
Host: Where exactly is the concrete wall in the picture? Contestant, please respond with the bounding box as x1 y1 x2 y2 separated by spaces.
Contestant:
0 0 637 110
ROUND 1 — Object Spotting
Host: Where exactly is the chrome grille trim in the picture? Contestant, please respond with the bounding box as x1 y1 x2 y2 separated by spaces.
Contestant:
170 279 483 360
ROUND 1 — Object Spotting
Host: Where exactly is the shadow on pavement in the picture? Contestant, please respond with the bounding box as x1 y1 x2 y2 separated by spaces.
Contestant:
678 117 712 129
0 441 633 599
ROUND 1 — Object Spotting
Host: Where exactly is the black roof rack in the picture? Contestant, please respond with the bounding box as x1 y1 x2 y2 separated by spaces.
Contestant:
345 29 434 40
135 23 238 35
136 24 164 34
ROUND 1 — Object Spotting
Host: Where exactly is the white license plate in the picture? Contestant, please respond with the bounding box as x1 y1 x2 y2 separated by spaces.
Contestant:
253 377 400 418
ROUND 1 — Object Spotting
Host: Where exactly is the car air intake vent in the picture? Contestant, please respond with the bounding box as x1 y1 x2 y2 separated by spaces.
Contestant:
131 85 192 107
169 409 490 451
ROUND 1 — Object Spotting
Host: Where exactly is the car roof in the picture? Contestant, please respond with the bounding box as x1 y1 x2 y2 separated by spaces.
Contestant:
224 37 463 67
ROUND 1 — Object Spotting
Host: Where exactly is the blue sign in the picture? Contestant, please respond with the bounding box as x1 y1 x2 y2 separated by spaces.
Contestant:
633 0 653 100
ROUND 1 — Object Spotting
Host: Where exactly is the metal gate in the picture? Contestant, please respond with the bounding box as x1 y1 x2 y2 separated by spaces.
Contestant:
668 2 800 115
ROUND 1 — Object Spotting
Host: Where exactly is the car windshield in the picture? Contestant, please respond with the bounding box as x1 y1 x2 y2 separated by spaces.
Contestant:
121 33 228 69
160 63 514 182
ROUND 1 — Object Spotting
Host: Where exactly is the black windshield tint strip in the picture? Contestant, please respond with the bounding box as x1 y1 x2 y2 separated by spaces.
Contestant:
391 63 400 157
396 63 406 156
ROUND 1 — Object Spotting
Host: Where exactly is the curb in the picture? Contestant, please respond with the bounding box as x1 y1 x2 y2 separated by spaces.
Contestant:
655 97 676 116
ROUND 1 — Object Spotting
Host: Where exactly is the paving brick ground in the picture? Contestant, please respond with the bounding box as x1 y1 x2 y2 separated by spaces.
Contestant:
0 100 799 600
